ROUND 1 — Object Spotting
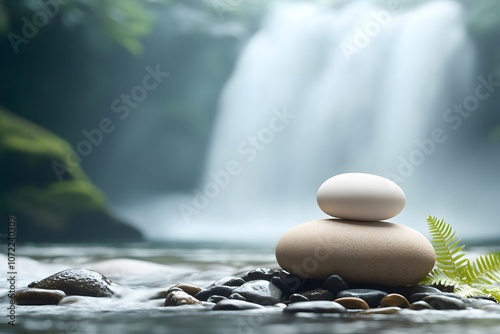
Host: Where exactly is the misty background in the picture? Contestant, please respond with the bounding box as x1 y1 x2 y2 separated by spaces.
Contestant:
1 0 499 243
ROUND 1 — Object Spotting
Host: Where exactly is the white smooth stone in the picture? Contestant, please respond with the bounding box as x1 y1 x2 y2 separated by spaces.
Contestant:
317 173 406 221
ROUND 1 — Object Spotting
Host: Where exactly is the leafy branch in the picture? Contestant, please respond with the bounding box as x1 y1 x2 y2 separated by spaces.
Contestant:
420 216 500 302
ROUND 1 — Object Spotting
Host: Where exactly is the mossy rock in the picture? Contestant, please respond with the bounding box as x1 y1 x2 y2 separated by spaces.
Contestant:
0 109 143 242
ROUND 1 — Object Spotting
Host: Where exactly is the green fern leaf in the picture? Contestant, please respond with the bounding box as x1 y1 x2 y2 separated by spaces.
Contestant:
420 268 459 286
426 216 469 278
454 284 487 298
465 252 500 285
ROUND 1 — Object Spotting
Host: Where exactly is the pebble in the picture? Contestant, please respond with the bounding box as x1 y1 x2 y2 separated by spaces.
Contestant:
283 301 347 314
175 283 201 297
391 285 442 300
379 294 410 308
28 268 114 297
316 173 406 221
207 295 227 303
409 292 459 303
336 289 388 308
289 294 309 303
212 299 265 310
409 300 433 310
229 293 246 301
275 219 436 285
333 297 369 309
463 298 497 309
15 288 66 305
322 275 350 294
423 295 467 310
361 307 401 315
195 286 236 301
233 280 283 306
246 267 277 281
213 277 246 287
164 290 201 307
301 288 334 301
271 270 302 297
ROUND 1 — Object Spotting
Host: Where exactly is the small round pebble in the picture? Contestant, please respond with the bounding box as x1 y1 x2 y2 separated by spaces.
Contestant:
410 301 433 310
195 286 236 301
212 299 265 310
333 297 369 309
175 283 201 297
423 295 467 310
15 288 66 305
284 301 347 314
322 275 350 294
379 293 410 308
164 290 201 307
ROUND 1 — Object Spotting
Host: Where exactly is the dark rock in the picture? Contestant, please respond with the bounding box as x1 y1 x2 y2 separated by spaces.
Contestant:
301 288 335 301
333 297 369 309
296 279 324 293
207 295 227 303
271 270 302 297
195 286 236 301
283 301 347 314
336 289 388 308
389 285 442 300
15 288 66 305
212 299 265 310
322 275 350 294
229 293 246 301
213 277 246 287
164 290 201 306
410 292 460 303
380 293 410 308
289 294 309 303
423 295 467 310
174 283 201 297
410 301 433 310
246 268 278 281
463 298 497 309
361 307 400 314
233 280 283 306
28 268 114 297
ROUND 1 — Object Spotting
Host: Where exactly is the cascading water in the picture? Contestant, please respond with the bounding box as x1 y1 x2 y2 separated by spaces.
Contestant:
122 0 500 241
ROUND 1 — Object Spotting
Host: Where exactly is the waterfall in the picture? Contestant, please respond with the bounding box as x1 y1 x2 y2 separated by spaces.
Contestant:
121 0 499 241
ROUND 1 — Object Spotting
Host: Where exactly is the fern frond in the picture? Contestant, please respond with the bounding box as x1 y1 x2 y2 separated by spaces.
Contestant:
426 216 468 277
480 287 500 303
420 268 459 286
454 284 487 298
465 252 500 285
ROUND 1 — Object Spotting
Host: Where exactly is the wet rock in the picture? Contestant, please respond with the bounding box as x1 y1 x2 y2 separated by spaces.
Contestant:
164 290 201 307
246 268 277 281
195 286 236 301
28 268 114 297
283 301 347 314
271 270 302 297
301 288 335 301
213 277 246 287
207 295 227 303
410 292 446 303
274 303 287 308
463 298 497 309
322 275 350 294
289 294 309 303
410 301 433 310
212 299 265 310
15 288 66 305
390 285 442 300
175 283 201 297
233 280 283 306
336 289 388 308
379 293 410 308
423 295 467 310
228 293 246 301
333 297 369 309
361 307 400 315
58 295 99 306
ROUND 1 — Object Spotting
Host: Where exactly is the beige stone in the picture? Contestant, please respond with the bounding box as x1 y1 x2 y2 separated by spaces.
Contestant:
275 219 435 286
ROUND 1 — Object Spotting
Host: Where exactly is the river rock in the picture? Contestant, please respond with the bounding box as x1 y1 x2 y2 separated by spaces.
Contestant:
15 288 66 305
233 280 283 306
301 288 334 301
336 289 387 308
289 294 309 303
212 299 265 310
164 290 201 306
195 286 236 301
379 293 410 308
28 268 114 297
275 219 435 285
207 295 227 303
409 300 433 310
213 277 246 287
322 275 350 293
229 293 246 301
283 301 347 314
316 173 406 221
246 267 277 281
423 295 467 310
174 283 202 297
333 297 369 309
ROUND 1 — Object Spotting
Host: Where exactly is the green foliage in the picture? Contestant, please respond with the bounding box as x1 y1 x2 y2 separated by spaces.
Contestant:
421 216 500 301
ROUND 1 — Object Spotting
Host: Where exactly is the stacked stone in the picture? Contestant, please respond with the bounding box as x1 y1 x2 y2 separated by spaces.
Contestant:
275 173 436 286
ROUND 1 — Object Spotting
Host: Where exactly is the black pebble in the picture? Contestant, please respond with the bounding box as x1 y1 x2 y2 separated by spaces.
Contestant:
195 286 236 301
229 293 246 301
289 294 309 303
207 295 227 303
322 275 349 294
246 267 278 281
423 295 467 310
